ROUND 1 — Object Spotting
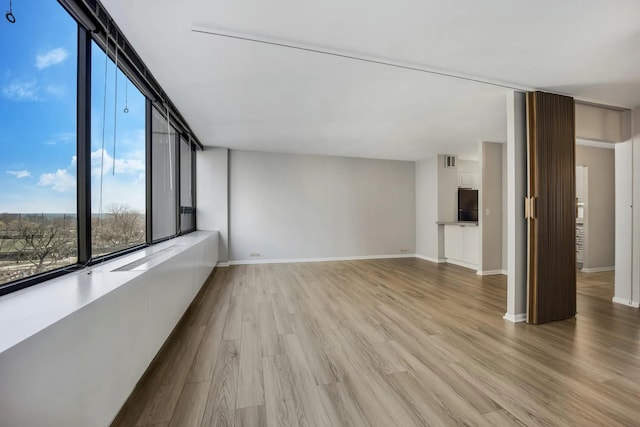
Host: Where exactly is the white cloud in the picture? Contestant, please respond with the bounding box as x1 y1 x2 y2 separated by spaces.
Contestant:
45 132 75 145
45 84 66 97
38 169 76 193
6 170 31 178
92 177 146 213
91 148 145 176
35 48 69 70
37 149 145 201
120 129 146 147
2 80 39 101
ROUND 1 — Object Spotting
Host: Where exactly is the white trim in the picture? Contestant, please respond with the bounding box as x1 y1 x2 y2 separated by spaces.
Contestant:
414 254 446 264
216 262 230 267
229 254 415 265
503 312 527 323
444 258 478 271
576 139 615 149
580 266 615 273
476 269 506 276
612 297 640 308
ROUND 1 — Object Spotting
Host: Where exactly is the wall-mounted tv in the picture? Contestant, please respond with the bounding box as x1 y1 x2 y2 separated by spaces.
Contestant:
458 189 478 222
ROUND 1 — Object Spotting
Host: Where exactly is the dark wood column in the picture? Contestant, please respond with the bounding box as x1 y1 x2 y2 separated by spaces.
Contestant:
526 91 576 324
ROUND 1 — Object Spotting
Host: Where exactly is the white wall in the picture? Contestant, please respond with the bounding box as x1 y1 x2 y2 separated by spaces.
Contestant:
0 232 218 427
197 148 229 262
458 159 479 174
479 142 503 274
633 107 640 308
416 156 439 261
575 103 630 143
228 150 416 262
505 91 528 322
576 145 615 270
614 107 640 307
437 154 459 222
615 142 633 305
501 142 508 272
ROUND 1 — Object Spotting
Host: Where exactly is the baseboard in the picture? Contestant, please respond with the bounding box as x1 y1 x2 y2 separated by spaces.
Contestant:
228 254 415 265
216 262 230 267
503 313 527 323
581 266 615 273
444 258 478 271
414 254 446 264
612 297 640 308
476 269 506 276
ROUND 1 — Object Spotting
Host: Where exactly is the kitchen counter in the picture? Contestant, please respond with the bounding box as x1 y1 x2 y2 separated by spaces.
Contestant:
436 221 479 226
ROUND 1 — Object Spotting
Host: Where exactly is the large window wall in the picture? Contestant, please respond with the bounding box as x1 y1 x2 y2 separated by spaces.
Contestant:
0 1 200 295
91 40 147 256
151 108 178 241
0 1 78 286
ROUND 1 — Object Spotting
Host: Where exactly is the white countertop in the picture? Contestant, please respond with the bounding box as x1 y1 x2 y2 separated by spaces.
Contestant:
436 221 479 226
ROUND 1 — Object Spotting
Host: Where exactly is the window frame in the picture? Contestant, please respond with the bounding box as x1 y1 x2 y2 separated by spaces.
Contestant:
0 0 202 297
87 37 149 262
179 135 196 235
0 12 83 297
150 106 180 243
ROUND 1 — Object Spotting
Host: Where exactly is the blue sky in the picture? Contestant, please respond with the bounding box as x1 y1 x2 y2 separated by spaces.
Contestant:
0 1 146 214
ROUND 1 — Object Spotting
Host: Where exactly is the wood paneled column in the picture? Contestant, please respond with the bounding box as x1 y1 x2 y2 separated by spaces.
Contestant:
526 91 576 324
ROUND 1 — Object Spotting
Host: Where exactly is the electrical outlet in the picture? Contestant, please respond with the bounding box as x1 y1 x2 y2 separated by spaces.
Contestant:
250 252 261 257
400 249 408 253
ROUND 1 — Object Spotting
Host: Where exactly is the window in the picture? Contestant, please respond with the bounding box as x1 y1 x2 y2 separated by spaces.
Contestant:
0 2 78 286
151 108 177 241
180 136 195 233
0 0 201 295
90 41 146 257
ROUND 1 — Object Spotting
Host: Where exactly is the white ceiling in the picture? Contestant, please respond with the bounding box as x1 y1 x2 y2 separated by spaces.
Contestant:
101 0 640 161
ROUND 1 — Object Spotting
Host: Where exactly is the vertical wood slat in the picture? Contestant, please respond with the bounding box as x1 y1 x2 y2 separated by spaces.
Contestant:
527 91 576 324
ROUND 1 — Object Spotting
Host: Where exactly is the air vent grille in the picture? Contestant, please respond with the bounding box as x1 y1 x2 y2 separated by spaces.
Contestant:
112 258 149 272
444 155 457 168
112 247 173 272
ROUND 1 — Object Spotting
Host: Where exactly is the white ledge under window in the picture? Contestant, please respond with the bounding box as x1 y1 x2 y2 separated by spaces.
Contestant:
0 230 219 427
0 231 214 354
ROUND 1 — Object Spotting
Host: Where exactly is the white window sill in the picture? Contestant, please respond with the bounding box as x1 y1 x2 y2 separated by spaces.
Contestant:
0 231 215 355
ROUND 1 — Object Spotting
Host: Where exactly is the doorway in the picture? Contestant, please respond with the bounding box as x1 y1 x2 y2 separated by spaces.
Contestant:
575 143 616 303
575 165 586 270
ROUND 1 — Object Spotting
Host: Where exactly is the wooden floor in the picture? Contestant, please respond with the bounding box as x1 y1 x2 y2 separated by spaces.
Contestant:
111 259 640 427
577 269 615 302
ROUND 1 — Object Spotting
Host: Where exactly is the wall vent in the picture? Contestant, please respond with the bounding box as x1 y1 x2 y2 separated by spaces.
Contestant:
112 247 173 272
444 155 457 168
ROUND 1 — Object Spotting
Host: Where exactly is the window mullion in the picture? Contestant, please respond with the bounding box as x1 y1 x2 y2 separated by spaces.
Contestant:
77 26 92 264
192 145 197 231
146 99 153 244
174 130 180 236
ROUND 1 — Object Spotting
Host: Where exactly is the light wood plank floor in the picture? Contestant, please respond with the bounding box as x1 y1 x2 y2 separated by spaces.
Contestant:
111 259 640 427
577 269 615 302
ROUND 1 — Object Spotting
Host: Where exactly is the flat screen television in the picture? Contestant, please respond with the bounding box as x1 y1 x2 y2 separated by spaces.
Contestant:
458 189 478 222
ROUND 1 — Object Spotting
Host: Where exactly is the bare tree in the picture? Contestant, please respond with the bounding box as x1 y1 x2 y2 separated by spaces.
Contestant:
15 216 75 273
0 220 12 254
97 204 145 251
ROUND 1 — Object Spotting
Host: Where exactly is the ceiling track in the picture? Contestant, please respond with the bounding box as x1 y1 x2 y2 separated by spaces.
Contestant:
191 26 636 111
191 26 532 92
